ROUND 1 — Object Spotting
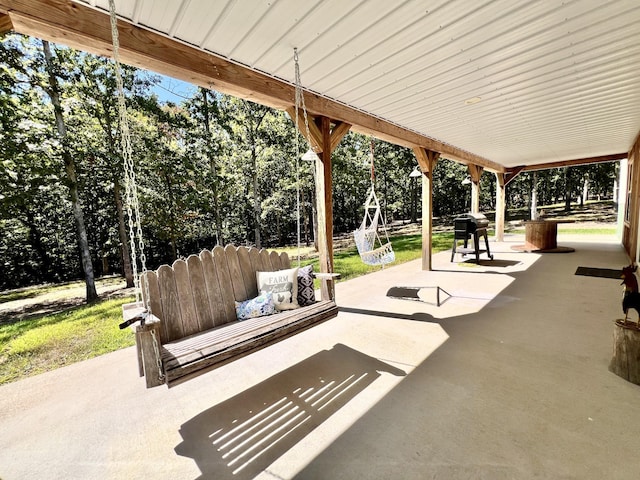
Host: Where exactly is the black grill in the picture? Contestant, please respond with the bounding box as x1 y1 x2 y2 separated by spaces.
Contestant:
451 213 493 262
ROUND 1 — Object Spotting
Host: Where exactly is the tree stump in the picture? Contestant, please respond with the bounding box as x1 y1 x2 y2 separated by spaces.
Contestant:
609 320 640 385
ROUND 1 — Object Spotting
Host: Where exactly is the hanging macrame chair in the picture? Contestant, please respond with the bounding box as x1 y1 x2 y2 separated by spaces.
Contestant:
354 141 395 267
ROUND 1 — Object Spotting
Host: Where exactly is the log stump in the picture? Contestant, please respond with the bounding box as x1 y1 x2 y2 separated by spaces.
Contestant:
609 320 640 385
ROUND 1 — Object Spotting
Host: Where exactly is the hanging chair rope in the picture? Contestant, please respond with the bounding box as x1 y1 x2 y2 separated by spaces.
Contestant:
354 139 395 267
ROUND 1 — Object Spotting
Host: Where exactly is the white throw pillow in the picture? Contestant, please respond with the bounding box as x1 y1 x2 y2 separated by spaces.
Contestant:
256 267 299 311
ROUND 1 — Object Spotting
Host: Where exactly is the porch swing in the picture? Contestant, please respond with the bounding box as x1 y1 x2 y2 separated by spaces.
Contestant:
353 140 395 267
111 1 337 388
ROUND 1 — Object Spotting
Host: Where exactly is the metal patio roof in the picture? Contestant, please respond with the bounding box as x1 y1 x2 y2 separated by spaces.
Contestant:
35 1 640 168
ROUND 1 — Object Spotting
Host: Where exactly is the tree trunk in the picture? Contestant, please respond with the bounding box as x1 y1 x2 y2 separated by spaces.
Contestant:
250 138 261 249
114 181 134 287
530 171 538 220
42 40 98 302
564 167 572 212
582 176 589 206
201 88 224 246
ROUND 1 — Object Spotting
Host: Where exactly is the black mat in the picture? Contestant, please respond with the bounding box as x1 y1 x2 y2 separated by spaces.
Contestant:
460 259 521 267
575 266 622 279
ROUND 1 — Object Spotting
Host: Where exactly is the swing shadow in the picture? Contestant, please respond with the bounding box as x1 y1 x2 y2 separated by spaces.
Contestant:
174 343 406 480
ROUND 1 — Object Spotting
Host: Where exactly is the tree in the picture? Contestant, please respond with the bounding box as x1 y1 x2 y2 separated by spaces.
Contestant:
41 40 98 301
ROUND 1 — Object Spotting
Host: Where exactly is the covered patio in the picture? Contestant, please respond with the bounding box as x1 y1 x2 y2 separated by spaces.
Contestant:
1 1 640 478
1 235 639 479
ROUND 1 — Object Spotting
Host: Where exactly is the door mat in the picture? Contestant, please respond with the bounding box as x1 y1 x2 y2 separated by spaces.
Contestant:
575 266 622 279
460 259 521 267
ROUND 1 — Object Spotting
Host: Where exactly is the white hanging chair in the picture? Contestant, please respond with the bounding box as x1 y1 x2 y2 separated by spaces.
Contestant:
354 182 395 267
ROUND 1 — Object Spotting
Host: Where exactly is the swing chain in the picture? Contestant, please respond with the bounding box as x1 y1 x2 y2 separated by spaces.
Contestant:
108 0 151 315
150 329 165 383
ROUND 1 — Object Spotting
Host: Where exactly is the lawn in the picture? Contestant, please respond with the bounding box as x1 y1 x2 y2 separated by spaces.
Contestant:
293 232 454 282
0 225 615 385
0 296 135 385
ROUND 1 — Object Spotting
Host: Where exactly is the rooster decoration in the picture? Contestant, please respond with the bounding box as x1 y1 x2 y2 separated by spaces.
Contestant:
621 264 640 326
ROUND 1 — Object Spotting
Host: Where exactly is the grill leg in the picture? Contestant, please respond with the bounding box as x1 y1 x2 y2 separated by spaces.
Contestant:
483 231 493 260
473 233 480 263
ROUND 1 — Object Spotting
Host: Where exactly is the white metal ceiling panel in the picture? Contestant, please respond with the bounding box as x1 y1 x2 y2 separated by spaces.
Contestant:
76 0 640 168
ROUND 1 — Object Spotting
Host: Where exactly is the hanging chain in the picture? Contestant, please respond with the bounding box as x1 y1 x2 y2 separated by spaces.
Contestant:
150 329 165 383
108 0 151 315
294 48 301 267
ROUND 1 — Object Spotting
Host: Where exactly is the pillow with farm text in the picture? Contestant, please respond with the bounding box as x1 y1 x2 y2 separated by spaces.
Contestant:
256 267 299 311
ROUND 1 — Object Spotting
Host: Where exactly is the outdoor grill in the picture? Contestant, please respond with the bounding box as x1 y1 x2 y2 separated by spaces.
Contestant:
450 213 494 262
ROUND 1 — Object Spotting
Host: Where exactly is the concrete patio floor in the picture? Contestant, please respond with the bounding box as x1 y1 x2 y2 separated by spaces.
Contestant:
1 233 639 479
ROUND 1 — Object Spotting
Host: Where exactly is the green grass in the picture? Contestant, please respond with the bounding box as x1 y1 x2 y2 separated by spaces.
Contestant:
0 276 124 304
297 232 454 283
507 227 616 235
0 223 615 385
0 296 135 385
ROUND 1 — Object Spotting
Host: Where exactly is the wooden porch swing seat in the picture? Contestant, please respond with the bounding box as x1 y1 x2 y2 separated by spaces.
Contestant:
122 245 338 388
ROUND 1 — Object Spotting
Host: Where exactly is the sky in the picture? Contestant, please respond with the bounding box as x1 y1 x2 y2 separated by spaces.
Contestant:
151 75 198 104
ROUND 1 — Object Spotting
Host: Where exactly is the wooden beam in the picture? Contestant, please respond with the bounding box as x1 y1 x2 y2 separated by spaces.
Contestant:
504 166 525 187
494 173 506 242
519 153 627 172
286 107 322 152
314 116 337 298
0 12 12 34
467 164 484 183
413 148 439 271
0 0 503 172
329 121 351 153
413 147 439 173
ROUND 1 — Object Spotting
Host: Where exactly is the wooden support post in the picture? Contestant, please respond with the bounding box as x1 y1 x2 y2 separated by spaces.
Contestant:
495 173 506 241
306 116 350 299
136 320 165 388
413 148 439 271
468 164 484 214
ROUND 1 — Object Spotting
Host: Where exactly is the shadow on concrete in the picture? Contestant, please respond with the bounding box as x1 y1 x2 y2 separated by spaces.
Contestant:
174 343 406 480
339 306 435 323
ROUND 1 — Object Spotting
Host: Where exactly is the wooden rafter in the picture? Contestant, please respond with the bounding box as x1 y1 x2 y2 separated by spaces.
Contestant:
519 153 626 172
285 107 322 152
329 121 351 153
0 0 503 172
503 166 524 186
412 147 439 173
0 12 12 33
467 164 484 183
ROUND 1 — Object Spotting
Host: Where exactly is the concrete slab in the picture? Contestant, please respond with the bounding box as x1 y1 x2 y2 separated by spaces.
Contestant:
1 236 639 479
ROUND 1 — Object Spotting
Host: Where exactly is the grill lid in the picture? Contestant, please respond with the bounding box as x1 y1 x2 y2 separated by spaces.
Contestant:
453 212 490 228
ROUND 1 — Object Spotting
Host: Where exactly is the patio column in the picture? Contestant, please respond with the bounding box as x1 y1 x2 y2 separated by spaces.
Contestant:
468 164 484 213
495 167 524 241
495 173 506 241
288 111 350 297
413 148 440 270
